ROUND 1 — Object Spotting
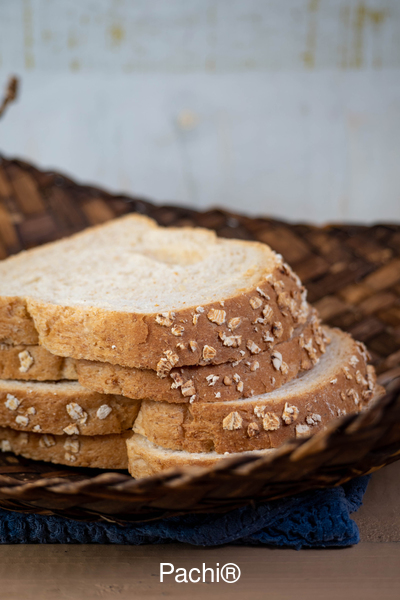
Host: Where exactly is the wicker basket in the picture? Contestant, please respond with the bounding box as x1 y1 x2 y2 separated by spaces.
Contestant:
0 155 399 523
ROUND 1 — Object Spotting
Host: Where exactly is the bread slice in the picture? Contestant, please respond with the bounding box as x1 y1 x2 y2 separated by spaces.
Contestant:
127 433 273 478
77 311 328 403
0 427 129 469
133 329 379 454
0 379 140 436
0 214 309 370
127 377 384 478
0 343 77 381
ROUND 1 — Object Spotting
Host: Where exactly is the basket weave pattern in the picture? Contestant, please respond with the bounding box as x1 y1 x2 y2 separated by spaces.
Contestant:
0 155 399 523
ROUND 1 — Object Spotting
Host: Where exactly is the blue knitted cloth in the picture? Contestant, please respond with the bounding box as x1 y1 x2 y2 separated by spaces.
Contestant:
0 476 369 549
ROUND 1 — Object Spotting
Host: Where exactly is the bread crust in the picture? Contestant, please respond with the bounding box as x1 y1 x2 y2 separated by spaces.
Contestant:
133 330 380 453
0 343 77 381
0 427 129 469
0 297 39 345
0 380 140 435
76 312 327 403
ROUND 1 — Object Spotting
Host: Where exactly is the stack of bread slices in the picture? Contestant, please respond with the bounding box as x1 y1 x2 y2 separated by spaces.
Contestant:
0 215 383 476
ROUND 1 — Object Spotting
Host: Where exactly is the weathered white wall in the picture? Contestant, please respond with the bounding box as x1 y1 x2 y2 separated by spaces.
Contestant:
0 0 399 223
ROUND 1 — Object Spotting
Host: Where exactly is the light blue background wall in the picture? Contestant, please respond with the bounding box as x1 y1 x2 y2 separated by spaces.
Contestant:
0 0 399 223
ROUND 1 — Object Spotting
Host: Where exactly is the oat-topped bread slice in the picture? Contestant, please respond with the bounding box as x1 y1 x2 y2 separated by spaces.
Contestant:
0 427 129 469
127 433 273 478
0 214 309 370
0 344 77 381
0 379 140 436
128 385 385 479
132 329 383 454
77 310 328 403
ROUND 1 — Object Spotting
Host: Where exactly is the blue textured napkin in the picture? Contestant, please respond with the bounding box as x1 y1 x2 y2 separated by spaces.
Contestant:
0 476 369 549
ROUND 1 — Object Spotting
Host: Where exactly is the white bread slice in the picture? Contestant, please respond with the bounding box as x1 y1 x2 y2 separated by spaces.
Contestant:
127 433 273 478
0 379 140 436
77 310 328 402
0 427 129 469
0 344 77 381
0 214 309 370
133 329 379 454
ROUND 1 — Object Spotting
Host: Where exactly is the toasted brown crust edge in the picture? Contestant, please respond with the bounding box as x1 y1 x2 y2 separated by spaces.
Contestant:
0 427 129 469
0 297 39 345
0 382 141 435
0 343 77 381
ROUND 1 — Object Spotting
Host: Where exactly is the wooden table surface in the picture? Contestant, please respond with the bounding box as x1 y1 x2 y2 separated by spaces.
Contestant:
1 461 400 600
